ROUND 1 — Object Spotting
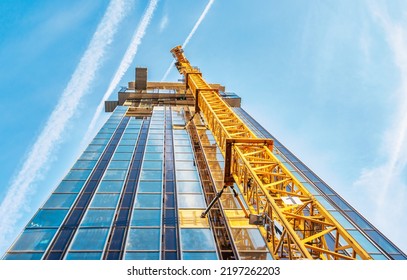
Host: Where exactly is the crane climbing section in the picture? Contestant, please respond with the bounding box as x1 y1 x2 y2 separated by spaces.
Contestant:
170 45 372 260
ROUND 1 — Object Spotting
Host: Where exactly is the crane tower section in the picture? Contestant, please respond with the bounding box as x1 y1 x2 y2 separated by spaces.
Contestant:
170 45 371 260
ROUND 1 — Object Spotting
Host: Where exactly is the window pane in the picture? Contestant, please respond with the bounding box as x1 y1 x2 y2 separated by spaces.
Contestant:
144 153 163 161
108 160 130 169
176 170 199 181
27 209 68 228
43 194 77 208
140 170 162 180
103 169 127 180
65 252 102 260
81 209 115 227
55 180 85 193
126 229 160 250
134 194 162 208
181 228 216 251
177 182 202 193
231 228 267 251
116 146 134 153
11 229 57 251
112 153 133 161
70 228 109 250
80 152 101 161
72 160 97 170
97 180 124 193
3 253 43 260
183 252 217 260
174 153 194 160
64 169 92 180
138 181 162 193
124 252 160 260
142 161 162 170
90 194 120 208
131 210 161 226
178 194 206 209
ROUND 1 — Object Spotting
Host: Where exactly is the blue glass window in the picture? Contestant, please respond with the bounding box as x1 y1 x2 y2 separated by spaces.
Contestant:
131 210 161 226
138 181 162 193
64 169 92 180
175 153 194 160
116 146 135 153
80 152 101 161
140 170 162 180
28 209 68 228
85 145 105 153
126 229 160 250
90 194 120 208
81 209 115 227
97 180 124 193
108 160 130 169
181 229 216 251
176 170 199 181
146 145 163 153
124 252 160 260
3 253 43 260
134 194 162 208
112 153 133 161
55 180 85 193
70 228 109 251
91 138 110 145
183 252 218 260
119 139 137 146
143 153 163 160
177 182 202 193
43 194 77 208
11 229 57 251
142 161 162 170
65 252 102 260
103 169 127 180
72 160 97 170
178 194 206 209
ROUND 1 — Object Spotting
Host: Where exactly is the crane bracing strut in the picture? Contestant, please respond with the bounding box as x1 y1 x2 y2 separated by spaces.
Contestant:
170 45 372 260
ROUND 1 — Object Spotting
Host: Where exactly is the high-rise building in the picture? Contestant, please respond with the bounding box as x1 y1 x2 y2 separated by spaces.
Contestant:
2 49 406 260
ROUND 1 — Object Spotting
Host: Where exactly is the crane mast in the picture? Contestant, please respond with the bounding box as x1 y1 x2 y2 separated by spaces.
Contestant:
170 45 372 260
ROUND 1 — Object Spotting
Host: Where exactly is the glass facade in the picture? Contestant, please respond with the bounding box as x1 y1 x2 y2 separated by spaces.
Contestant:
2 85 405 260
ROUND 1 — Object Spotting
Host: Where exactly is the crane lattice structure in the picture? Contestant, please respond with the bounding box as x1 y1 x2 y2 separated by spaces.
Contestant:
170 45 372 260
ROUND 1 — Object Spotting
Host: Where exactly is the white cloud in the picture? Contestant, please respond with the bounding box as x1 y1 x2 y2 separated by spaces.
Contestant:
0 0 132 254
83 0 158 146
354 2 407 253
161 0 215 81
159 14 169 33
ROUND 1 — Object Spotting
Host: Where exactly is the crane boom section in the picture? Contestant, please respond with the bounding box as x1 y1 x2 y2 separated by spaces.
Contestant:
170 46 372 260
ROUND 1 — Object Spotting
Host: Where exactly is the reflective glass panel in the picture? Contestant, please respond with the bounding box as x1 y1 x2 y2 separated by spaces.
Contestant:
70 228 109 250
138 181 162 193
90 194 120 208
124 252 160 260
126 228 160 250
183 252 217 260
178 194 206 209
134 194 162 208
65 252 102 260
3 253 43 260
180 228 216 251
27 209 68 228
43 194 77 209
11 229 57 251
55 180 85 193
103 169 127 180
81 209 115 227
131 210 161 226
97 180 124 193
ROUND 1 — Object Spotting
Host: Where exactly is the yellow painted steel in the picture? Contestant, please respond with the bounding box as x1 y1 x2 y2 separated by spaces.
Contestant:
170 46 372 260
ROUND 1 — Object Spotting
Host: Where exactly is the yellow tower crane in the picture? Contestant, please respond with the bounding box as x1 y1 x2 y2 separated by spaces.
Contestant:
170 45 372 260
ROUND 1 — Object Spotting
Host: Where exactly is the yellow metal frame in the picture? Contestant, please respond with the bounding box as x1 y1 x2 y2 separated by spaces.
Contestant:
170 46 372 260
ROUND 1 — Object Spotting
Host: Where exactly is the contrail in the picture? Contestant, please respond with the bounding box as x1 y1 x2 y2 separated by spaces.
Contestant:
83 0 158 145
161 0 215 81
0 0 131 253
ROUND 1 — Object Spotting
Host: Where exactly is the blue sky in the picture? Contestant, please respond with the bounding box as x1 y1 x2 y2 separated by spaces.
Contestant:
0 0 406 256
